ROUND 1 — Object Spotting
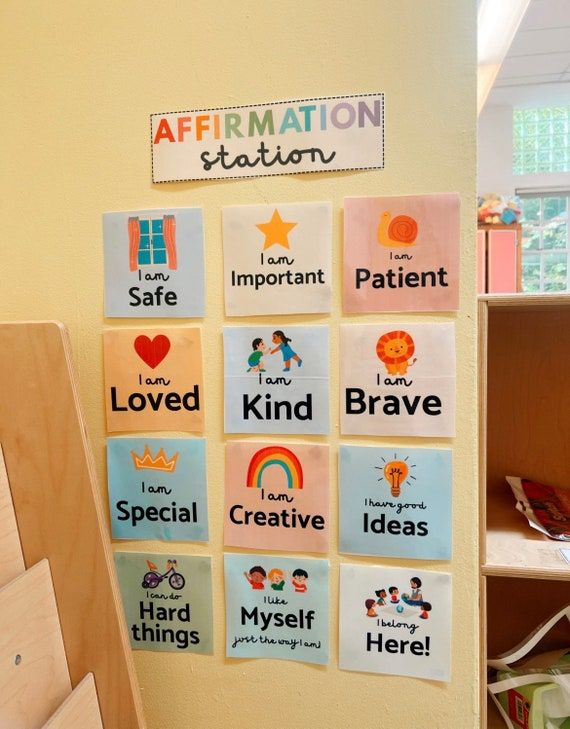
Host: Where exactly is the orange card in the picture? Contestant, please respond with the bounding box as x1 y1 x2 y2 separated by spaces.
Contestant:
103 327 204 433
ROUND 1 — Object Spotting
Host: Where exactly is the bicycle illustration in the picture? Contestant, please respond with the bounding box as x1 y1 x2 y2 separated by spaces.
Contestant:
142 559 185 590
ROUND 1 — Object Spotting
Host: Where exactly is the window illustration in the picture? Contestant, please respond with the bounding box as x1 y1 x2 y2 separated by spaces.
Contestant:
128 215 177 271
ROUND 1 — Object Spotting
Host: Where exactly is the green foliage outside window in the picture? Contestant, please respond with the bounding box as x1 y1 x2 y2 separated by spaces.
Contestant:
520 196 568 292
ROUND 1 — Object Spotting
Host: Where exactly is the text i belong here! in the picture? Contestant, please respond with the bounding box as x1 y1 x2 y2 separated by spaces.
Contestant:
223 325 330 435
223 202 332 316
104 328 205 433
224 442 330 553
339 564 452 682
343 193 460 313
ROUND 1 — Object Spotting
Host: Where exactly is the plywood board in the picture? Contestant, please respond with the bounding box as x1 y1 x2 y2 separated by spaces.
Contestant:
42 674 103 729
0 444 24 587
0 322 145 729
0 560 71 729
486 305 570 576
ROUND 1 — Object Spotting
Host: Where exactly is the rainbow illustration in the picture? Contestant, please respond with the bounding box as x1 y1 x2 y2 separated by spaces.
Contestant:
246 446 303 489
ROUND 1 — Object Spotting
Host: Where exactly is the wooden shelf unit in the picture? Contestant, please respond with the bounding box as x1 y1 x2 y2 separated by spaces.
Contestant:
477 224 522 294
0 322 146 728
479 294 570 728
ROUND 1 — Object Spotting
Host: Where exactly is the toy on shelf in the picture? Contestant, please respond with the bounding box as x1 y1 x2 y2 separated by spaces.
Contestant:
477 194 522 225
506 476 570 541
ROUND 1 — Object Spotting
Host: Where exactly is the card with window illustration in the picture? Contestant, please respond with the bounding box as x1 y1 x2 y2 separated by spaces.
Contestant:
339 445 452 560
103 327 204 432
339 563 451 681
224 325 329 434
343 193 460 313
224 441 329 553
107 437 208 542
103 207 205 317
115 551 213 654
340 323 455 437
224 553 329 665
223 201 332 316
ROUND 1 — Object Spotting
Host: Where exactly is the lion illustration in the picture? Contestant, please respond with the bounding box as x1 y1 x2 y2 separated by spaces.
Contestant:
376 330 417 375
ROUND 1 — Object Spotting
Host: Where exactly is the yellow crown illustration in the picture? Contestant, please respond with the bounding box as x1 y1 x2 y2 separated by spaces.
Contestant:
130 445 179 473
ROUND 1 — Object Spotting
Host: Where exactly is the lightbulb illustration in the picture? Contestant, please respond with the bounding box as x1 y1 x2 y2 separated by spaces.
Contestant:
383 460 409 497
375 453 417 497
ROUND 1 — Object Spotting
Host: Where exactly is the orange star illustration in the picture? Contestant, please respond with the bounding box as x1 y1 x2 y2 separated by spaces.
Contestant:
256 209 297 250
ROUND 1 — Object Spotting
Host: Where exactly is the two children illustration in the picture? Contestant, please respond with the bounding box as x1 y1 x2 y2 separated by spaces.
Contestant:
247 330 303 373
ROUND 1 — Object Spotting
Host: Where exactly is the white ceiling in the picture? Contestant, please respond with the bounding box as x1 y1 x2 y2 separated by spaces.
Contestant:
487 0 570 106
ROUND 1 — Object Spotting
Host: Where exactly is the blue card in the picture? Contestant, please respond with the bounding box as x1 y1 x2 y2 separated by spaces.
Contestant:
224 553 329 665
107 437 208 542
339 445 452 560
103 207 205 317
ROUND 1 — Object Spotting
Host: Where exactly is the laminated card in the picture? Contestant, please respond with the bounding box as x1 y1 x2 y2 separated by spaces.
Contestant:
224 325 329 435
223 201 332 316
339 445 452 560
104 327 204 433
107 437 208 542
339 563 451 681
225 553 329 665
343 193 460 313
103 207 205 317
151 93 384 182
340 323 455 437
115 551 213 654
224 441 329 553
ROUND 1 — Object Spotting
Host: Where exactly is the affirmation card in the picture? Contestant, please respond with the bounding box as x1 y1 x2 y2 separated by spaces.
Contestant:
225 441 329 553
223 202 332 316
224 325 329 435
225 553 329 665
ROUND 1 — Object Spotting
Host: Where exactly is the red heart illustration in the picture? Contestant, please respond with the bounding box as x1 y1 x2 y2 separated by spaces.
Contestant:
134 335 171 369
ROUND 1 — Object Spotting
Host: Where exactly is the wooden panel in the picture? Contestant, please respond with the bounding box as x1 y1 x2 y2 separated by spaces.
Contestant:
486 576 570 658
42 674 103 729
485 306 570 576
476 229 486 294
0 322 145 729
0 560 71 729
0 444 25 588
487 230 518 294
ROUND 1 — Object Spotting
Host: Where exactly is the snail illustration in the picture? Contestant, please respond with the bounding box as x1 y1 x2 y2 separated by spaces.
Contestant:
377 211 418 248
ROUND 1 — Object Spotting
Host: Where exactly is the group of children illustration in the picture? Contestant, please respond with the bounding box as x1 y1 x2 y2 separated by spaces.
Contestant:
365 577 432 620
247 330 303 373
244 565 309 593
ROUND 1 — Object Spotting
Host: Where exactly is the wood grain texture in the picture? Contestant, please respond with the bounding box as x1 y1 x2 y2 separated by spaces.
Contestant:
0 444 25 587
486 303 570 573
480 296 570 728
0 560 71 729
0 322 145 729
42 674 103 729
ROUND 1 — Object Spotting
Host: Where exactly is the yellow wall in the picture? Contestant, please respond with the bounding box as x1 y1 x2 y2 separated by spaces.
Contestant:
0 2 478 727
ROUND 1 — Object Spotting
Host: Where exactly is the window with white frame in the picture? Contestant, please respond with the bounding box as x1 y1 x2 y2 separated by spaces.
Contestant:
520 194 569 292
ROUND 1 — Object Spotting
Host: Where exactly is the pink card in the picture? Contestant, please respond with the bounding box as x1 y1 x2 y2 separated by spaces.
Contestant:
343 194 460 312
224 441 330 553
